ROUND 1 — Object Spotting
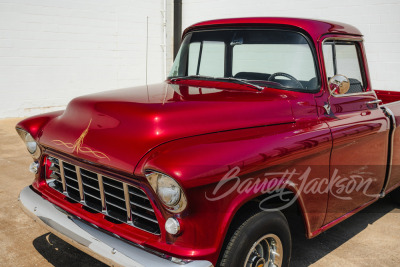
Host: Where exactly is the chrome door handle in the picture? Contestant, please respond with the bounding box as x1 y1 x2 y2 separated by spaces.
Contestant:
367 99 382 105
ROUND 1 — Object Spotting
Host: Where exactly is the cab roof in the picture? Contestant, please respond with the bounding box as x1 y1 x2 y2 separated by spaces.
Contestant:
183 17 363 41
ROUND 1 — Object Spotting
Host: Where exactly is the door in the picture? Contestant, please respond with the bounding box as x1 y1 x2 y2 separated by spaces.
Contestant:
317 38 390 224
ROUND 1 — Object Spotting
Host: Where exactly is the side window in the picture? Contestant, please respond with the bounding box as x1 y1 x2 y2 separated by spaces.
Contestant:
323 41 365 94
187 41 225 77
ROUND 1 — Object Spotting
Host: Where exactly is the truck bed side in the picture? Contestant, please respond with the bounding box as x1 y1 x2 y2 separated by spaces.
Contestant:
375 89 400 194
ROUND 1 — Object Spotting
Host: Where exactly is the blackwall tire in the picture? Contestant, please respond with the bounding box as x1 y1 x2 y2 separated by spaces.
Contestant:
219 211 291 267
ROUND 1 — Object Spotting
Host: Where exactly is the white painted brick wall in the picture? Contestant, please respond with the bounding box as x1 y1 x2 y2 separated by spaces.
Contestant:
0 0 173 118
182 0 400 92
2 0 399 118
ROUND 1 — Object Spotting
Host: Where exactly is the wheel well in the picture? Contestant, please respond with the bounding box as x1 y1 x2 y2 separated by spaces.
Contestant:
216 190 306 266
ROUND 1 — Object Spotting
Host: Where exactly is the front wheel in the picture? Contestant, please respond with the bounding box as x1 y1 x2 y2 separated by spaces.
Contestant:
219 211 291 267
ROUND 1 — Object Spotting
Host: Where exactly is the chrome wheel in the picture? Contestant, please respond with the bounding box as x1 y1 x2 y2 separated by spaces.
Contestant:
244 234 283 267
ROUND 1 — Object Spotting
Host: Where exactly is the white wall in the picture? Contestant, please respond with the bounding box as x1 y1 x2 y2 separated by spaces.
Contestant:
0 0 173 118
1 0 399 118
182 0 400 92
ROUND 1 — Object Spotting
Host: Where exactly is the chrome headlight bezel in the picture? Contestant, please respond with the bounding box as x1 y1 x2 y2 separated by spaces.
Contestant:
16 128 42 160
145 171 187 213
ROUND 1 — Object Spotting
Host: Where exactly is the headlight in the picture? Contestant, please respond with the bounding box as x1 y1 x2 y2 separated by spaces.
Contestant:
25 133 38 154
16 128 41 160
157 175 181 206
145 171 187 213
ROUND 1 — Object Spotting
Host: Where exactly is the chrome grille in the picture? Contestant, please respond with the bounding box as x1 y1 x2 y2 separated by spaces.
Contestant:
46 156 160 235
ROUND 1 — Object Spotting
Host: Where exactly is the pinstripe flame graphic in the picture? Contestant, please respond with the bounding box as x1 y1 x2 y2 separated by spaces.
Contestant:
52 119 110 160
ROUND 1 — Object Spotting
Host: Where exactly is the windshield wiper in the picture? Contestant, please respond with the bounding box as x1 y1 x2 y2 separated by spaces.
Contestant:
214 77 264 91
169 75 215 82
169 75 263 91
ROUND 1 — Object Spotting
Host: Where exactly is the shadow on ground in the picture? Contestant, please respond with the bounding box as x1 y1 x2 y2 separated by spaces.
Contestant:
33 233 107 267
32 197 397 267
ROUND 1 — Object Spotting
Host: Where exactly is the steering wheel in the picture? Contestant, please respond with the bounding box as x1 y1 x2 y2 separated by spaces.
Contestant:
268 72 304 89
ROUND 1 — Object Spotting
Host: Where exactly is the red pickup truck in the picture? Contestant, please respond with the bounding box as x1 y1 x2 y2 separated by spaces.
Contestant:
17 17 400 267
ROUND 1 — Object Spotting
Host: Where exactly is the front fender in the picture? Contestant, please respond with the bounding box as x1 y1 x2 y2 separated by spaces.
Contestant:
16 110 64 140
134 121 332 264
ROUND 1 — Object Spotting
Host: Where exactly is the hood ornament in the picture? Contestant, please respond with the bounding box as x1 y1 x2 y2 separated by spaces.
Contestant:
52 119 110 160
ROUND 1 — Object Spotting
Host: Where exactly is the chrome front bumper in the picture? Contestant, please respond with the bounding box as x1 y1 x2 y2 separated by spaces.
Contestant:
19 186 213 267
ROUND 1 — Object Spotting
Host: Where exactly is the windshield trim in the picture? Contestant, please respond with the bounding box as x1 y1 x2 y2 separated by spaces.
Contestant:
168 27 322 94
170 75 265 91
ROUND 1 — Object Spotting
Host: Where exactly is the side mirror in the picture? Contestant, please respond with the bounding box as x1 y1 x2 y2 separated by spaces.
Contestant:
328 75 350 95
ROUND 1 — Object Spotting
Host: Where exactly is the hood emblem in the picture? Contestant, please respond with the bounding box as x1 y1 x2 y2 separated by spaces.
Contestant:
52 119 110 160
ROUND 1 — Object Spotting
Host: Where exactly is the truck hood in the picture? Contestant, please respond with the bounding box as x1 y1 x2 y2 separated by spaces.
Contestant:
39 82 294 174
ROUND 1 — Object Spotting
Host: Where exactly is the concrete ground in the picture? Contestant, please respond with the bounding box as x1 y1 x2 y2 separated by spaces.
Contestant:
1 117 399 267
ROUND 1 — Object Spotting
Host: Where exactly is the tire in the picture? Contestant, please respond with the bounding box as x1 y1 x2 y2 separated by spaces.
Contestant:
219 211 291 267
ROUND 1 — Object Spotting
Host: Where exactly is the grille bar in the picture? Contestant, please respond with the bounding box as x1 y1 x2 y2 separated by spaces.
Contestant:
132 211 158 223
46 157 160 235
103 181 124 191
81 172 97 181
129 190 148 199
75 166 84 202
82 181 100 191
123 183 132 222
130 201 154 212
97 174 107 212
66 184 80 192
59 160 67 193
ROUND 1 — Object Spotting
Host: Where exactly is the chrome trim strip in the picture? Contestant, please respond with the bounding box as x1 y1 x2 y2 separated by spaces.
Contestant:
59 160 67 193
129 190 148 199
102 181 124 191
84 191 102 201
130 201 154 212
381 106 396 196
106 201 127 211
329 91 376 98
105 192 125 202
367 99 383 105
97 174 107 212
19 186 213 267
66 184 80 192
322 37 364 42
63 165 77 173
81 172 97 181
75 166 85 202
123 183 132 222
81 181 100 191
65 174 79 182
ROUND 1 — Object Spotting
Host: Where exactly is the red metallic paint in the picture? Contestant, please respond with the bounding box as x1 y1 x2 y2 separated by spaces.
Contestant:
35 84 294 174
376 90 400 105
16 18 400 266
136 121 332 263
17 111 63 139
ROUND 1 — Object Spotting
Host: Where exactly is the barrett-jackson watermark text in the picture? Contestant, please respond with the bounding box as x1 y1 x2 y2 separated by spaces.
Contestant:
205 167 376 211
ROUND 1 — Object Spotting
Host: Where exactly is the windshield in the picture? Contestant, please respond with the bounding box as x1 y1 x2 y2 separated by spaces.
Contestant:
169 29 319 91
